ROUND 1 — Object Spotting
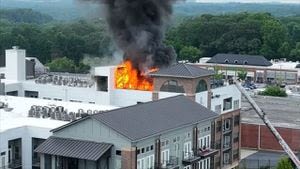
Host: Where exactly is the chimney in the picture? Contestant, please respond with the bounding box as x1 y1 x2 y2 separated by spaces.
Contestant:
5 46 26 81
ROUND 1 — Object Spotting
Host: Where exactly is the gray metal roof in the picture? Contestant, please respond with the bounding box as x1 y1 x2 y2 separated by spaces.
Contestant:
35 137 112 161
207 53 272 66
91 95 218 141
150 63 214 78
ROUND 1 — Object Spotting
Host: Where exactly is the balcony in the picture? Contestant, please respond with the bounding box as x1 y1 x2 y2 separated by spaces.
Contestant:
8 159 22 169
182 151 201 165
197 148 218 158
159 156 180 169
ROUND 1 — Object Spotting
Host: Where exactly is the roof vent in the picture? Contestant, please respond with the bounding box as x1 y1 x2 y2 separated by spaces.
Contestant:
12 46 19 50
234 60 238 64
224 59 229 63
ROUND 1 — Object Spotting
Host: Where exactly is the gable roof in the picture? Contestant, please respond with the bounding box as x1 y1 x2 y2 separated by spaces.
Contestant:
150 63 214 78
35 137 112 161
52 96 218 142
207 53 272 67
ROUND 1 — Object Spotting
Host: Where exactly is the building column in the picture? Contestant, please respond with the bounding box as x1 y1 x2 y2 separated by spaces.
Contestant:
51 156 56 169
263 70 267 83
192 127 198 169
22 135 32 169
154 139 161 169
121 147 137 169
40 154 45 169
258 125 261 150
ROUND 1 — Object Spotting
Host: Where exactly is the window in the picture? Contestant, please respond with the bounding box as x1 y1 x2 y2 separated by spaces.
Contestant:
138 155 154 169
199 135 211 149
183 142 192 159
234 115 240 126
116 150 121 156
223 153 230 164
223 119 231 132
223 135 231 148
233 100 239 110
223 97 232 111
96 76 108 92
161 149 170 167
24 90 39 98
196 80 208 93
54 98 62 101
160 80 185 93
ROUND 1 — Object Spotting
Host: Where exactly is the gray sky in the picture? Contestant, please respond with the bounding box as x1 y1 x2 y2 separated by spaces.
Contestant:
191 0 300 3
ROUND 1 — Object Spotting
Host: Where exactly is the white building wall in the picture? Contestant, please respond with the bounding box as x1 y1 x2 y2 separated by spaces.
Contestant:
195 91 208 107
210 85 241 114
5 47 26 81
0 126 53 169
110 90 153 107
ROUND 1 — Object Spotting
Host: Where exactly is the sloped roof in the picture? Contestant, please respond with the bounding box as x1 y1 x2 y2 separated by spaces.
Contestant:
92 95 217 141
150 63 214 78
35 137 112 161
207 53 272 67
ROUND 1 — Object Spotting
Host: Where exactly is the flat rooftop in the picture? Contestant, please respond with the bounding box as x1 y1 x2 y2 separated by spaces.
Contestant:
241 94 300 129
0 96 118 132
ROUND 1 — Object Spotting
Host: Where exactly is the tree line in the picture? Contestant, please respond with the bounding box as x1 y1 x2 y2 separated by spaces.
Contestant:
1 10 300 73
166 12 300 62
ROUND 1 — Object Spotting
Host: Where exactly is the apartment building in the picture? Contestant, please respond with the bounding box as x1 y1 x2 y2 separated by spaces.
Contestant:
36 96 219 169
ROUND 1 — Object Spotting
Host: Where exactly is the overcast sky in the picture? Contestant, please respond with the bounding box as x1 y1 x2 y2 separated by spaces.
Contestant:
190 0 300 3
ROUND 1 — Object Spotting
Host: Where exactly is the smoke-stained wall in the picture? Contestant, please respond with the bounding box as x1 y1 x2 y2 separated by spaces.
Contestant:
79 0 179 72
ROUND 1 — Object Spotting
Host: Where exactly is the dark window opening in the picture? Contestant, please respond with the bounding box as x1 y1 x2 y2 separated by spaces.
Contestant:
8 138 22 168
223 97 232 111
196 79 208 93
234 115 240 126
32 138 46 167
116 150 122 156
96 76 108 92
25 91 39 98
6 91 18 96
160 80 185 93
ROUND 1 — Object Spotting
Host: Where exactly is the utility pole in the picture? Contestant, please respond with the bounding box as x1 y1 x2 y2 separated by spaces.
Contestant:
235 83 300 169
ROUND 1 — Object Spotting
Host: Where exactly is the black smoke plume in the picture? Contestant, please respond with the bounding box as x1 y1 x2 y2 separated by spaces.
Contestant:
79 0 177 71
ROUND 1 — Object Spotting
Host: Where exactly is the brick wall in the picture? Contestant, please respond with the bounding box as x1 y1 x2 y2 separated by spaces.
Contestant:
241 123 300 152
121 147 137 169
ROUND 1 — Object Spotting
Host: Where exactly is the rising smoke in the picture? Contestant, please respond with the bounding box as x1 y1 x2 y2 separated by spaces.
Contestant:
79 0 178 72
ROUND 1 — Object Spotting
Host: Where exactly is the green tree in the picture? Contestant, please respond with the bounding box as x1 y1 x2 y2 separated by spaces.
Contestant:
237 68 247 81
278 42 291 58
179 46 202 62
46 57 76 73
276 157 294 169
259 86 287 97
290 42 300 61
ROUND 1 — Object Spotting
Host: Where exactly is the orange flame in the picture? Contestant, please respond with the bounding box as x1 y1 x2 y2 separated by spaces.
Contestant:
115 60 157 91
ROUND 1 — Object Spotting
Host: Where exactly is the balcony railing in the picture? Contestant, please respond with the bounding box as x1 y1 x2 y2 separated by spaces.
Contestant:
8 159 22 169
159 156 180 169
182 148 219 165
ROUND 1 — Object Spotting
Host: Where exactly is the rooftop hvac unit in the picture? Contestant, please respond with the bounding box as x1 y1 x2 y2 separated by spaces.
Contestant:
69 112 76 121
0 102 5 108
78 109 84 114
81 113 89 118
56 106 64 113
55 111 62 120
93 110 99 114
35 111 41 118
50 112 56 119
28 109 34 117
64 113 71 121
87 110 92 115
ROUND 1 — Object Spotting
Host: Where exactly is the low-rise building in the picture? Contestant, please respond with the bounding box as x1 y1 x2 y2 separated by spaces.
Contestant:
195 54 300 84
0 96 117 169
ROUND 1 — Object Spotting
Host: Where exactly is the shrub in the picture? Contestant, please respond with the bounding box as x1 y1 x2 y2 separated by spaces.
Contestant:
259 86 287 97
